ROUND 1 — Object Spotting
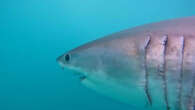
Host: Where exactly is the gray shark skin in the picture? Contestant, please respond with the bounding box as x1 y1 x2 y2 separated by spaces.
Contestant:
57 16 195 110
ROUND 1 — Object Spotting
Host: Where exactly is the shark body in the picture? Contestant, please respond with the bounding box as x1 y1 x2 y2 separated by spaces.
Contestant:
57 16 195 110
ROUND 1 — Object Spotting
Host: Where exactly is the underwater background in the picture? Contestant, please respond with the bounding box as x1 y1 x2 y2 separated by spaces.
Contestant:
1 0 195 110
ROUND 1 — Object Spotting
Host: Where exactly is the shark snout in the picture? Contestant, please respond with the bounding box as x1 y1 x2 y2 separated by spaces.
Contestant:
56 53 72 69
56 55 65 69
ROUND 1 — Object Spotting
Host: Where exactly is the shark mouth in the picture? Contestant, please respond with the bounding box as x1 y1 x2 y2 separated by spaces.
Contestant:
79 75 86 81
58 64 87 81
72 71 87 82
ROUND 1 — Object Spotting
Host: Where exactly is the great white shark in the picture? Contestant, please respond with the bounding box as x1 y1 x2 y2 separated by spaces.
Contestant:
57 16 195 110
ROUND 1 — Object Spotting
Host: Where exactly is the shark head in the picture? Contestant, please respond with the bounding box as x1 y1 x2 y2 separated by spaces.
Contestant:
57 37 139 83
57 36 148 108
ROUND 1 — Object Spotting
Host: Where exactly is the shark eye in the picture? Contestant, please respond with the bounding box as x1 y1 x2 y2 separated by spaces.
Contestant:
65 54 71 62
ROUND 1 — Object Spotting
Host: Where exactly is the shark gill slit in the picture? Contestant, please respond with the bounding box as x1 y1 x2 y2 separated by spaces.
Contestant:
193 73 195 109
177 36 185 110
143 36 152 105
158 35 170 110
188 72 195 110
193 78 195 110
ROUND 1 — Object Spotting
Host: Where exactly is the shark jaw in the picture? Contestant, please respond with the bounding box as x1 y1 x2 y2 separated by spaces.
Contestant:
79 70 151 110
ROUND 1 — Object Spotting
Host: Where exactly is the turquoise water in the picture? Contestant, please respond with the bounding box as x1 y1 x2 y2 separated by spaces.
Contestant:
1 0 195 110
